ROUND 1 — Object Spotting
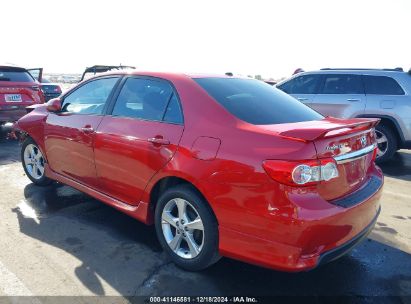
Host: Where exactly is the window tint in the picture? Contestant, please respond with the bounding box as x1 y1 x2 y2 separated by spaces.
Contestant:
194 78 323 125
363 75 405 95
322 74 363 94
163 93 183 124
62 77 119 115
278 74 321 94
112 78 173 122
0 70 34 82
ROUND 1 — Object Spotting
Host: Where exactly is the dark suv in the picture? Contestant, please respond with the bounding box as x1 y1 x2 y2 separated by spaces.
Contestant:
276 68 411 162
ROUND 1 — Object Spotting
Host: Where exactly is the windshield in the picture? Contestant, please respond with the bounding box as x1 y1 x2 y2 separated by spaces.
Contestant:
194 78 323 125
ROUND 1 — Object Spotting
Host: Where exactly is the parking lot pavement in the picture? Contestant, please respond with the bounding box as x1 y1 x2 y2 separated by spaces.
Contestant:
0 140 410 300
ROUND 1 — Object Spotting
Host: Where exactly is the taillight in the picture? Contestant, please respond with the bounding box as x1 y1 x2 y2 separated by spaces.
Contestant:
262 158 339 186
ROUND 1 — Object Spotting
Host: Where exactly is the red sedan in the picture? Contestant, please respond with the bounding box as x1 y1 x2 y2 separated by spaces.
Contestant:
15 71 383 271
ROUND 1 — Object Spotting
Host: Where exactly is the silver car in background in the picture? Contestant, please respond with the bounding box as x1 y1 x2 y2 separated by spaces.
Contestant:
276 68 411 162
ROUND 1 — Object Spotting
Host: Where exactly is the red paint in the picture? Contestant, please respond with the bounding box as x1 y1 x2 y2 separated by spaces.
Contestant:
93 116 184 205
15 71 383 271
191 136 221 160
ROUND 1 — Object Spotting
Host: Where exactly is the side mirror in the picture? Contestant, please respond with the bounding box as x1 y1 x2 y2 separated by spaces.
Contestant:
46 98 62 112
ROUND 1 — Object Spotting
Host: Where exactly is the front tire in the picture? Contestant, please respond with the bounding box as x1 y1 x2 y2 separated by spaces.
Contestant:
375 124 397 163
21 138 52 186
154 184 220 271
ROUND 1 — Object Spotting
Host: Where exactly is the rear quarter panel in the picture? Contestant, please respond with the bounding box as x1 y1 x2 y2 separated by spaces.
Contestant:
364 94 411 141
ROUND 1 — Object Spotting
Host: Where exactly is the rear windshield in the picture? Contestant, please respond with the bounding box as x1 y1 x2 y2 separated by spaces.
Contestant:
0 69 34 82
194 78 323 125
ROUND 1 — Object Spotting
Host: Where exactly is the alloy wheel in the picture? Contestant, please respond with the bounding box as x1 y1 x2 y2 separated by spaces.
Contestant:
23 144 45 180
161 198 205 259
375 130 388 158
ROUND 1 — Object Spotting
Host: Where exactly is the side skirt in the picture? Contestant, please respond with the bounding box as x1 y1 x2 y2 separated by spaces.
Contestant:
44 164 152 224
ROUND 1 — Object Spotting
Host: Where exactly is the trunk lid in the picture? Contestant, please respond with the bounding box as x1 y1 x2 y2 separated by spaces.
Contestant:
263 117 379 200
312 122 377 200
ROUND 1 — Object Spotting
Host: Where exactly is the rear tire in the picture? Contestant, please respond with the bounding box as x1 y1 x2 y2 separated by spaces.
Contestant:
21 138 52 186
375 124 397 163
154 184 221 271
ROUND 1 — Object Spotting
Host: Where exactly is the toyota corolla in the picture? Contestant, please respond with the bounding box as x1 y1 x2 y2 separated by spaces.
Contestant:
15 71 383 271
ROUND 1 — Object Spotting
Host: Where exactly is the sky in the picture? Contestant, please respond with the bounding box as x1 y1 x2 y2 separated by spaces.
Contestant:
2 0 410 79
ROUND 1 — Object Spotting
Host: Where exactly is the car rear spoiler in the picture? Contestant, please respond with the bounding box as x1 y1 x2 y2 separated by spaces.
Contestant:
279 117 380 142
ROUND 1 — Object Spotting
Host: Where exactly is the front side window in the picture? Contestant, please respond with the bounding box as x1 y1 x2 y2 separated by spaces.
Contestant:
112 78 180 122
194 78 323 125
321 74 363 94
62 77 119 115
363 75 405 95
278 74 321 94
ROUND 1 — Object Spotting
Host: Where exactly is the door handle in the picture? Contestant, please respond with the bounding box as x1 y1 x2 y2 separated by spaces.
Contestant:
347 98 360 102
148 136 170 145
297 97 308 101
81 126 94 133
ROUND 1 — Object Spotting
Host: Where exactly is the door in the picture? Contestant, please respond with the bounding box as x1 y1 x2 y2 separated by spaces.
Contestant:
311 74 366 118
94 77 184 205
44 77 120 188
276 74 322 106
27 68 43 83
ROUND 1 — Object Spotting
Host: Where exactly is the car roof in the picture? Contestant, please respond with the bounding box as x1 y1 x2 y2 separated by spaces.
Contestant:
302 68 406 76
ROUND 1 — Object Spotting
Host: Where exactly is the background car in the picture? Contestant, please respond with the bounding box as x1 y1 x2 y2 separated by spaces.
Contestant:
80 65 135 82
276 68 411 162
0 65 44 138
40 78 62 102
15 72 382 272
264 80 277 86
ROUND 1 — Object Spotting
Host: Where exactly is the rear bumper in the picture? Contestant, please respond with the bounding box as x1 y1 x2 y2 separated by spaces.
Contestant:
218 168 383 272
317 206 380 266
0 108 28 123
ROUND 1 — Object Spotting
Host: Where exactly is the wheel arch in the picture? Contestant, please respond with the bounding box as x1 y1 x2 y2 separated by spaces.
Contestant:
356 114 404 146
20 132 49 160
145 175 218 225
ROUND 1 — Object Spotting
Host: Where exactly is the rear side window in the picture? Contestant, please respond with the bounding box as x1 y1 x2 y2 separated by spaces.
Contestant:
363 75 405 95
112 78 183 123
0 69 34 82
163 93 183 124
321 74 363 94
278 74 321 94
194 78 323 125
